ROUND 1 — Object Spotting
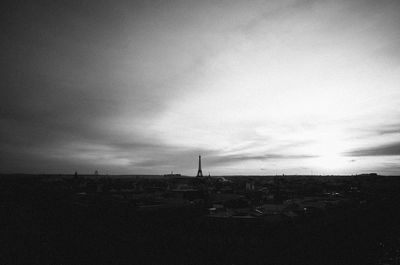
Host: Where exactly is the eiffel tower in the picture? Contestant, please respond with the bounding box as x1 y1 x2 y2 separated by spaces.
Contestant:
196 155 203 177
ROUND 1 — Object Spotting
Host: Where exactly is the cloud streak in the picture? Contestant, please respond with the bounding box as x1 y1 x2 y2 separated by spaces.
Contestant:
347 142 400 157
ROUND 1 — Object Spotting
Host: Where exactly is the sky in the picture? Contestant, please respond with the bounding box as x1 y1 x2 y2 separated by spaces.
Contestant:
1 0 400 175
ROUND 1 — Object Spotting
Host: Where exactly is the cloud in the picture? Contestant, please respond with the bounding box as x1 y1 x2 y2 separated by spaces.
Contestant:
206 153 317 166
346 142 400 157
376 124 400 136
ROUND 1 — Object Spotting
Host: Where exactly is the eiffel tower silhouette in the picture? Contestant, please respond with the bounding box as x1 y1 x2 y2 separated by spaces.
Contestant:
196 155 203 177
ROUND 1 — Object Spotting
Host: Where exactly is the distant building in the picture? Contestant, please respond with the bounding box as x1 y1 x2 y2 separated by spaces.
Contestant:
358 173 378 177
245 181 255 191
164 171 181 178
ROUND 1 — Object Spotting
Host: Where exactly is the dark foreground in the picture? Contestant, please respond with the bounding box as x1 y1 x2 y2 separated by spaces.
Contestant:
1 174 400 265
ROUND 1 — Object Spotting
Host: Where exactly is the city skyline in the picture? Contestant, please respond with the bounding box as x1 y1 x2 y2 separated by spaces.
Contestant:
1 0 400 175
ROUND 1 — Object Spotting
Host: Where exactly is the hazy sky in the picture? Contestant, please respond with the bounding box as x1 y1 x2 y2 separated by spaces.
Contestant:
1 0 400 175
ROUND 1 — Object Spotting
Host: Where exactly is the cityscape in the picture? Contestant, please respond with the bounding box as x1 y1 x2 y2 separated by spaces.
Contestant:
1 156 400 264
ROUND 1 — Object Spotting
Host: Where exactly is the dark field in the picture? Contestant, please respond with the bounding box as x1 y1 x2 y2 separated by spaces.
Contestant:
1 174 400 265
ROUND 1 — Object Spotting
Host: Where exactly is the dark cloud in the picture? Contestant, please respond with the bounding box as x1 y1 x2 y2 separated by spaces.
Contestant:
0 0 191 173
376 124 400 136
207 153 316 166
346 142 400 157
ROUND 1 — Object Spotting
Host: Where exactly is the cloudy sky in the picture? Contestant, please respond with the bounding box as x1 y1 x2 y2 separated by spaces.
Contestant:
1 0 400 175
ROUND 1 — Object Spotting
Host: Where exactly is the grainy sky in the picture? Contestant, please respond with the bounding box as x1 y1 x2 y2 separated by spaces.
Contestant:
1 0 400 175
